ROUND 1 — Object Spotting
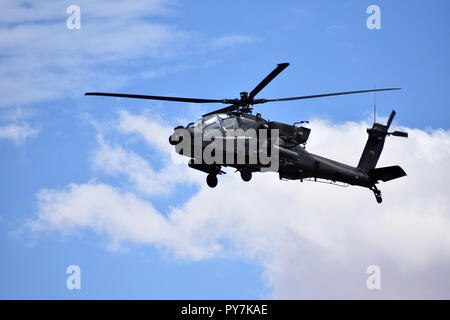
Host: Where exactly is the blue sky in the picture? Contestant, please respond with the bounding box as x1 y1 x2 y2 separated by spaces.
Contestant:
1 0 450 299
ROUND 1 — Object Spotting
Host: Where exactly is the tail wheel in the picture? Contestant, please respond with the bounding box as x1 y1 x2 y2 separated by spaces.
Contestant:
372 186 383 204
206 174 218 188
375 195 383 204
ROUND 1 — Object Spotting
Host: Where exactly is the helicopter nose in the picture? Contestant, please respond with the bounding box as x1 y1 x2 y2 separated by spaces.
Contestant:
169 126 185 145
169 133 176 145
169 131 180 145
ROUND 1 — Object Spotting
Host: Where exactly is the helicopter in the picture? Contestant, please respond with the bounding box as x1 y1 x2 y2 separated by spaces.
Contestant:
85 63 408 203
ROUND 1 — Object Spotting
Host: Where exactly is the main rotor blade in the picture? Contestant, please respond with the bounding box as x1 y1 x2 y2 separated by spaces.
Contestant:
202 105 238 117
258 88 401 104
85 92 224 104
248 63 289 100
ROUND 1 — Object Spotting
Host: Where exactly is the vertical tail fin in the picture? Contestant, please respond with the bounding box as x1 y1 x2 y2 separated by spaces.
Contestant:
357 122 388 171
357 110 407 171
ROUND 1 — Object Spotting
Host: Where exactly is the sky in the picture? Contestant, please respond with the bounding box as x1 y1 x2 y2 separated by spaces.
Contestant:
1 0 450 299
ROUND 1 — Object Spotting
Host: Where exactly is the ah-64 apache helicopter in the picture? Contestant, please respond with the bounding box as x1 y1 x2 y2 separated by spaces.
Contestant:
85 63 408 203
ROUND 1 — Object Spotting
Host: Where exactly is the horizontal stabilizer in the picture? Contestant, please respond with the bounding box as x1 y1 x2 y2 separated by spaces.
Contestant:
369 165 406 182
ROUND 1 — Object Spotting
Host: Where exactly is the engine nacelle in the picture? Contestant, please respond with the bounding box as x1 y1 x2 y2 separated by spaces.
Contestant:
268 121 310 146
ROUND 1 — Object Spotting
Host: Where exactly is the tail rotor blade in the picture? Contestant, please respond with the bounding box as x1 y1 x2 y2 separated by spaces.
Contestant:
390 131 408 138
386 110 396 129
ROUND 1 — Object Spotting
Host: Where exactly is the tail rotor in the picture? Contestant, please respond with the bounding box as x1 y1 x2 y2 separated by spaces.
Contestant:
385 110 408 138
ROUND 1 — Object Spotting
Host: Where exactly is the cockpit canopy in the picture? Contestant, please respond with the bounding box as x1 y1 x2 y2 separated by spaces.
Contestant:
187 114 238 131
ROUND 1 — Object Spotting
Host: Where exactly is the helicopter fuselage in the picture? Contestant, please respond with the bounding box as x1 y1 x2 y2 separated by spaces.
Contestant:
169 112 375 189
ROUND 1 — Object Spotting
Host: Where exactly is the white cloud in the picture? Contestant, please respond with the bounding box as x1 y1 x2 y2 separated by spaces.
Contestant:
0 122 38 143
88 110 202 196
28 182 219 258
23 112 450 298
92 134 199 196
0 1 257 108
115 110 173 154
0 0 173 24
210 35 258 48
0 1 189 107
0 106 38 143
0 1 256 145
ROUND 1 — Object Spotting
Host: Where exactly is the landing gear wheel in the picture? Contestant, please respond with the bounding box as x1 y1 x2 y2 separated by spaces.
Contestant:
240 168 252 182
206 174 218 188
375 195 383 204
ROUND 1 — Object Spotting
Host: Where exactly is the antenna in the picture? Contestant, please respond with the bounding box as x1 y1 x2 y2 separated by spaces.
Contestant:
373 84 377 123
